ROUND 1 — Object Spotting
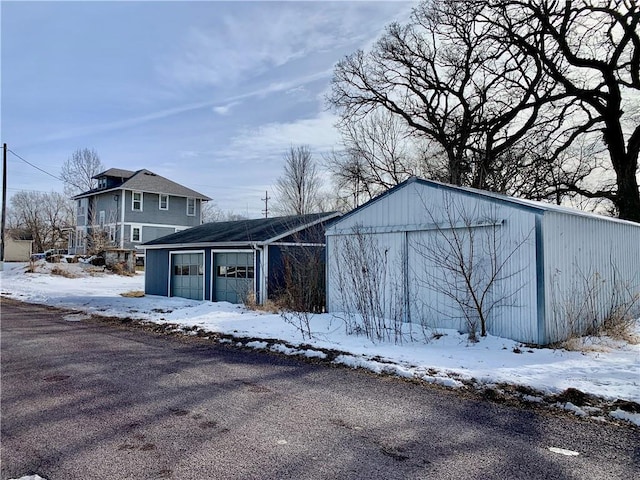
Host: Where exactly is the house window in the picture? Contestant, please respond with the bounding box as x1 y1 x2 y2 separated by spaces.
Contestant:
132 226 141 243
132 192 143 211
159 194 169 210
76 230 85 247
98 178 107 189
99 211 106 228
187 197 196 216
109 225 116 242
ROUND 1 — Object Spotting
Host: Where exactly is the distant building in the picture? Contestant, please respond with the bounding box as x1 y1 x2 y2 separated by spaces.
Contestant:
69 168 210 260
3 230 33 262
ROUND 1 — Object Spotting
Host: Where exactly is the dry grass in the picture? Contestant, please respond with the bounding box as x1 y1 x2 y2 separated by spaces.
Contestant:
109 262 135 276
243 292 282 313
51 266 81 279
120 290 145 298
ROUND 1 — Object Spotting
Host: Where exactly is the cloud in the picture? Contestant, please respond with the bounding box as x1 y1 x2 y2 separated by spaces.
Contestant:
224 111 341 162
158 2 412 89
212 102 238 116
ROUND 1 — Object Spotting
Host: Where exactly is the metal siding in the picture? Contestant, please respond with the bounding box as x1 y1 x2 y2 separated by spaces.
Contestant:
327 230 406 320
327 182 540 343
144 249 170 296
543 212 640 343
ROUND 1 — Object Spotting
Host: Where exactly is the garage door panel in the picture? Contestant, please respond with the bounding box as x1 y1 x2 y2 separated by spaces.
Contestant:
408 231 467 332
171 253 204 301
214 252 254 304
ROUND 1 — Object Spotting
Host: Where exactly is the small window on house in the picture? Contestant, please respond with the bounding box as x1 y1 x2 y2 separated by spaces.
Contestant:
98 178 107 189
99 211 106 228
132 192 143 211
109 225 116 242
132 227 141 242
187 197 196 216
159 194 169 210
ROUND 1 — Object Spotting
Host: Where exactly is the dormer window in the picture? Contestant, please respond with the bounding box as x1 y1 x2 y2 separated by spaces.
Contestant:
98 178 107 189
159 194 169 210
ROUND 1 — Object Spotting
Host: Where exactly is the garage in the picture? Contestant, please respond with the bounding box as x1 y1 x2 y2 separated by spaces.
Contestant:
325 176 640 345
142 212 340 306
213 251 254 303
170 252 204 300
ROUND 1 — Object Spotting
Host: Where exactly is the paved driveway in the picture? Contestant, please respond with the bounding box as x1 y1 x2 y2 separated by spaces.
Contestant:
1 299 638 479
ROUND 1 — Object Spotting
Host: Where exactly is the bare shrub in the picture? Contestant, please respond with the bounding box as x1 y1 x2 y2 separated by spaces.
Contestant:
553 260 640 345
109 261 134 276
411 192 532 340
332 225 405 343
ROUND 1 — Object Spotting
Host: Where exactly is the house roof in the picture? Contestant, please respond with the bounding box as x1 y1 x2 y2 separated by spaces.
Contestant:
142 212 341 248
331 176 640 228
73 168 211 200
94 168 136 180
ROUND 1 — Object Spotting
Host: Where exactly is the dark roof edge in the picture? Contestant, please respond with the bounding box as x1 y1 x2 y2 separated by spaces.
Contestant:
72 186 211 200
263 211 342 244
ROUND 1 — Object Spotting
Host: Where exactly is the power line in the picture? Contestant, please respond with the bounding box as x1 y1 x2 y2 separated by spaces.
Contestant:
7 149 63 182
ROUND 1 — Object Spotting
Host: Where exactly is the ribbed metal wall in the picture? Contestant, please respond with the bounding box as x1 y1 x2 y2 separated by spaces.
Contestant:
327 181 541 343
542 212 640 343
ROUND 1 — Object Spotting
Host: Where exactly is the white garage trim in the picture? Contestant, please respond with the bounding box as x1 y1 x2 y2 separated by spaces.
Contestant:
168 250 205 300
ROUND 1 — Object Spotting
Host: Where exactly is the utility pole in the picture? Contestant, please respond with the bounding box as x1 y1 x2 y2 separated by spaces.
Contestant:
261 190 270 218
1 143 7 271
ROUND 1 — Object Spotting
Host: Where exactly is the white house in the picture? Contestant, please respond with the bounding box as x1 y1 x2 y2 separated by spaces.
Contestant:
325 177 640 345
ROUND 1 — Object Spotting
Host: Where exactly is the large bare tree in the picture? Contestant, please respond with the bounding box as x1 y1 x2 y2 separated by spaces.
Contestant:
9 191 74 253
329 0 640 222
482 0 640 221
274 145 323 215
60 148 104 197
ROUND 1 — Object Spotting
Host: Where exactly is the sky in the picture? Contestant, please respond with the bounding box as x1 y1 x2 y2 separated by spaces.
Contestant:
1 0 415 217
2 259 640 429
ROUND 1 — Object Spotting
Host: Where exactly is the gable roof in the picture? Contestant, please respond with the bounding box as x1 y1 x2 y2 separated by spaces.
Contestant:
332 176 639 228
73 168 211 200
142 212 341 248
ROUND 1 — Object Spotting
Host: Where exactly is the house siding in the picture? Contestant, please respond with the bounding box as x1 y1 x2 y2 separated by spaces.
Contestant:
122 191 202 226
145 249 170 296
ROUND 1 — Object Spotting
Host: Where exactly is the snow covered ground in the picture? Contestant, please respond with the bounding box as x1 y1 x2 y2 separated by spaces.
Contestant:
2 261 639 427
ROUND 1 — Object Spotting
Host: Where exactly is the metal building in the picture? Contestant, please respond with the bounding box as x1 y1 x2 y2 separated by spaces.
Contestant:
325 177 640 345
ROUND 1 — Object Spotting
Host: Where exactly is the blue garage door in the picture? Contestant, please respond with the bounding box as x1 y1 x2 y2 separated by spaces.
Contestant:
214 252 254 303
171 253 204 300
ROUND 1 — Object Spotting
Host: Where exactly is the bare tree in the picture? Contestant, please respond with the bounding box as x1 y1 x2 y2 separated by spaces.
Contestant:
201 201 248 223
274 146 323 215
326 110 427 208
329 0 639 221
481 0 640 222
9 191 74 253
60 148 104 197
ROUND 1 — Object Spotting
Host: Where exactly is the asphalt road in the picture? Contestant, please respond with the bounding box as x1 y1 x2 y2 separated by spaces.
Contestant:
1 299 638 480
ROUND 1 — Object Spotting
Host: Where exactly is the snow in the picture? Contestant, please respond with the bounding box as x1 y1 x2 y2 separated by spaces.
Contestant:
2 261 639 427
